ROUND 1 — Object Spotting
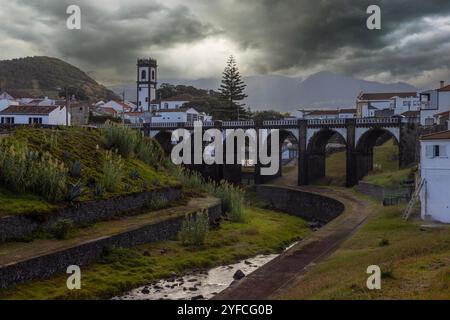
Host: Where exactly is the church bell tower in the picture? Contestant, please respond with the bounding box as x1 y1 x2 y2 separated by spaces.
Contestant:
137 58 157 112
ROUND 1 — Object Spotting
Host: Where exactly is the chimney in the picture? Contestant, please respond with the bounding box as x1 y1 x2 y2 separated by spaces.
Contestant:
440 81 445 88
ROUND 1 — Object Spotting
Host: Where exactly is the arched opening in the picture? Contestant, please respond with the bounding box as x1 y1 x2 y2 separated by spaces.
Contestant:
355 128 401 183
141 70 147 80
306 129 347 185
278 130 299 178
153 131 174 156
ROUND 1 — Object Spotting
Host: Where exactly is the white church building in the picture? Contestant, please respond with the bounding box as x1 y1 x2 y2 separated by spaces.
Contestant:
420 130 450 223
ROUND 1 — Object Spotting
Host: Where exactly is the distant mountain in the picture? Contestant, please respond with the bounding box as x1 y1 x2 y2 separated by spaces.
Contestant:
0 56 119 101
110 71 418 113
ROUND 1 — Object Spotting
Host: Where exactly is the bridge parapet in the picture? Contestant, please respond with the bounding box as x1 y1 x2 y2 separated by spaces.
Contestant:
307 119 346 126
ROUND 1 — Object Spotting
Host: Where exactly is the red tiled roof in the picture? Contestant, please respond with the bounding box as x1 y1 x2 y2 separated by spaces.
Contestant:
438 84 450 92
307 110 339 116
339 108 357 114
433 111 450 117
0 105 60 115
358 92 417 100
100 107 118 115
421 130 450 140
401 111 420 117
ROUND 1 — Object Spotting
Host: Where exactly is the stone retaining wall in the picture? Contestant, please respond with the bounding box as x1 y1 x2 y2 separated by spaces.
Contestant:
0 199 222 289
255 185 345 223
0 187 182 242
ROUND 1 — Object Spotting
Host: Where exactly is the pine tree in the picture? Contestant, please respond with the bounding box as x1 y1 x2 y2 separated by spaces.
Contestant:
218 55 248 120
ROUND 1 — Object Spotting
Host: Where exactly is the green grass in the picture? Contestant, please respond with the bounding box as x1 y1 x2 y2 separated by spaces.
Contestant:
0 207 311 300
317 138 414 187
0 188 57 217
278 203 450 300
0 127 180 216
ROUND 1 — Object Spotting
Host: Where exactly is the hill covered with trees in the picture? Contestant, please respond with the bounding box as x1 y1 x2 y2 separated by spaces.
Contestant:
0 56 118 101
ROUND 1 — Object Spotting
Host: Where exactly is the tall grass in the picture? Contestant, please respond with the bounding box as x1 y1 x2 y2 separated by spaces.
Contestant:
103 123 165 168
100 151 123 192
0 141 67 202
103 124 139 157
178 209 209 246
171 166 246 222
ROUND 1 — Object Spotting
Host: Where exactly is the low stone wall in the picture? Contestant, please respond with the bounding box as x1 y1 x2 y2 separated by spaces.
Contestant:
0 187 182 242
0 199 222 289
255 185 345 223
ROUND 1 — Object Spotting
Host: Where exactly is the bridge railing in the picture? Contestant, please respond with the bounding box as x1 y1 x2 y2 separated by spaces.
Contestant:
222 120 255 127
262 119 298 126
356 117 400 125
307 119 346 125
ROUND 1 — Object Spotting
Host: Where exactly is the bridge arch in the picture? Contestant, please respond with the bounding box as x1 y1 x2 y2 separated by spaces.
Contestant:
153 130 175 155
305 129 347 184
354 128 399 181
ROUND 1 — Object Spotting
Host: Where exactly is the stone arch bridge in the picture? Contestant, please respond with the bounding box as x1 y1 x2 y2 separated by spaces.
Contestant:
137 118 418 187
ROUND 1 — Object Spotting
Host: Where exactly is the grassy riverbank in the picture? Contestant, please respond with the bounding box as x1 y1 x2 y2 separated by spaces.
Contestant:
278 202 450 299
321 139 414 187
0 206 311 300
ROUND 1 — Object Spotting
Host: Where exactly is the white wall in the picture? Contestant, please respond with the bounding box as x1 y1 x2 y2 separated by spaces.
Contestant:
152 111 187 123
420 139 450 223
0 99 18 112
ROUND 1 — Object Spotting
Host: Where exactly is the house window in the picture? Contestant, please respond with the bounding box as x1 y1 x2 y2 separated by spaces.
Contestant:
28 117 42 124
1 117 14 124
145 97 148 102
139 88 142 92
141 70 147 80
164 103 169 109
425 117 434 126
426 145 448 158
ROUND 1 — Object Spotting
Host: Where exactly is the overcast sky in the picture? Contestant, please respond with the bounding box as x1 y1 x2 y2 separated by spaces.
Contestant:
1 0 450 88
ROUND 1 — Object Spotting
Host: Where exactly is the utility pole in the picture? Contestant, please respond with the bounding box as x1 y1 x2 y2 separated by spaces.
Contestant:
65 87 70 126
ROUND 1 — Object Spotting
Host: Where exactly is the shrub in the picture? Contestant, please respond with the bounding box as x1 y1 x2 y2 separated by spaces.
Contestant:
100 151 123 192
69 160 82 177
0 141 67 202
49 219 74 240
378 238 390 247
66 181 84 202
136 137 165 168
171 167 246 222
144 195 169 211
129 169 141 180
94 183 105 197
103 124 139 157
179 210 209 246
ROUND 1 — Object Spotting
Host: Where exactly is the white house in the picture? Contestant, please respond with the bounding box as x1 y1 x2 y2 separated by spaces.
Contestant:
150 94 193 111
0 91 14 100
123 111 145 124
419 130 450 223
356 92 418 118
100 100 133 114
151 107 201 123
419 82 450 126
0 98 19 112
338 108 357 119
293 109 339 119
0 105 69 125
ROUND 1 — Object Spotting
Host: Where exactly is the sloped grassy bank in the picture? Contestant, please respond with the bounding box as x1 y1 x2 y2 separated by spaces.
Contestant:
0 206 310 300
0 126 179 217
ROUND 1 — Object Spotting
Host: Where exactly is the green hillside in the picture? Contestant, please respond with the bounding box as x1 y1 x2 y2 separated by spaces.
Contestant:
0 56 118 101
0 126 179 217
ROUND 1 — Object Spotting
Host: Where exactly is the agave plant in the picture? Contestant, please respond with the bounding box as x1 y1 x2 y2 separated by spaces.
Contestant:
66 180 84 202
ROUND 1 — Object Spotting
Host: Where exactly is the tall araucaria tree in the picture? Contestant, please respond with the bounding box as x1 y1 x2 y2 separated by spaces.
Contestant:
218 55 248 120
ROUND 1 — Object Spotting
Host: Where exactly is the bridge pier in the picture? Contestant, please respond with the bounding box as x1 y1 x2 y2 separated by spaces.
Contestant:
298 120 308 186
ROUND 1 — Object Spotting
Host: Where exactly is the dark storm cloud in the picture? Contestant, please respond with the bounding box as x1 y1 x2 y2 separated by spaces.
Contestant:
194 0 450 80
1 0 450 85
4 0 218 81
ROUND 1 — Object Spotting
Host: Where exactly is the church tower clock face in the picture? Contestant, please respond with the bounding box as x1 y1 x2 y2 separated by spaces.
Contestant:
137 58 157 112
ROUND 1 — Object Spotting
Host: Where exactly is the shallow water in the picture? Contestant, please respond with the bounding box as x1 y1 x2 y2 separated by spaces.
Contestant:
115 254 279 300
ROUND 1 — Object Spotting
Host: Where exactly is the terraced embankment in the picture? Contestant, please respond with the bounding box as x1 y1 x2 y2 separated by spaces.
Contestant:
0 196 221 289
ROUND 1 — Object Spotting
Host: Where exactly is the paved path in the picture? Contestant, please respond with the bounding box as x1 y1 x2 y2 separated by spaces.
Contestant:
215 167 374 300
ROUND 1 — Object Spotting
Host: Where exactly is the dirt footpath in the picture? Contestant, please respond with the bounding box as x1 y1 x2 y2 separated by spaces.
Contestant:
214 169 375 300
